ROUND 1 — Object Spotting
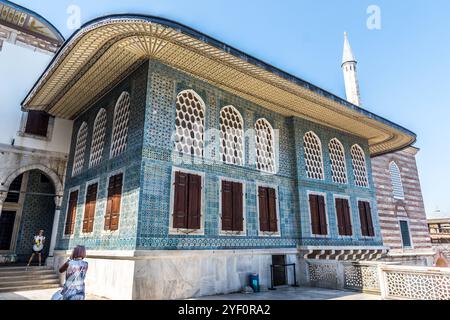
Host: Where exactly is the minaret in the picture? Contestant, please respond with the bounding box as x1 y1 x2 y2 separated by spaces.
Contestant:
342 32 362 106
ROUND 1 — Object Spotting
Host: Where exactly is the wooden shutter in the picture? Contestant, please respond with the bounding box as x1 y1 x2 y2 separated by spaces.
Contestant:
232 182 244 232
335 198 345 236
267 188 278 232
359 201 369 236
364 202 375 237
105 174 123 231
83 184 97 233
317 195 327 235
342 199 353 236
65 191 78 235
309 195 320 235
25 111 50 137
221 180 234 231
187 174 202 230
258 187 269 232
173 172 188 229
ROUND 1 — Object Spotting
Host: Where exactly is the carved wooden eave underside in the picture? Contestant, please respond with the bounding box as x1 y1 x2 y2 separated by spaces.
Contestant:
21 15 416 156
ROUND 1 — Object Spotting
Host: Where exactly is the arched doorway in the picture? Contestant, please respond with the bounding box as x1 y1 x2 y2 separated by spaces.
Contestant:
0 170 57 264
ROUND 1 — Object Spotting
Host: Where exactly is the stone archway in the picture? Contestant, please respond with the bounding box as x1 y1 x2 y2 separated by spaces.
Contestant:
0 165 64 265
1 164 63 197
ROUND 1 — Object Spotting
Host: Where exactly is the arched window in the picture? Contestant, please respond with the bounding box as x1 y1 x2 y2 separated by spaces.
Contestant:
255 118 275 173
389 162 405 200
175 90 205 157
72 122 88 176
110 92 130 158
303 131 324 180
220 106 244 166
89 108 107 168
351 144 369 187
329 138 348 184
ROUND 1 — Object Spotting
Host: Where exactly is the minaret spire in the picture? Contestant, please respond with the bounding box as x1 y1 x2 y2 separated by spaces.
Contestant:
342 32 362 106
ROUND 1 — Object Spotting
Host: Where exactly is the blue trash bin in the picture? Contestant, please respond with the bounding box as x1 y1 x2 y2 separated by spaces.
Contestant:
249 273 260 293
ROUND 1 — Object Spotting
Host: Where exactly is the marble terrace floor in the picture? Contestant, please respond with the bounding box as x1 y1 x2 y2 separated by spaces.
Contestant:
0 286 380 300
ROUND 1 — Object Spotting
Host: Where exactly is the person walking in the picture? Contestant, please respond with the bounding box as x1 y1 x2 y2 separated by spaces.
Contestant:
27 229 45 267
58 245 89 300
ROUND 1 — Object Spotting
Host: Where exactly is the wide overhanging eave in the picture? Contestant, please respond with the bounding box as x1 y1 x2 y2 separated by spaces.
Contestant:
21 14 416 155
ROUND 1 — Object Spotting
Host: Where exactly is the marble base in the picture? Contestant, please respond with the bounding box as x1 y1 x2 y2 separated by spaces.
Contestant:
52 249 298 300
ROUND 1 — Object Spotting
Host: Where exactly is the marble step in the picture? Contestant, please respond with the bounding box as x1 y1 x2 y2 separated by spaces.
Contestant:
0 273 58 281
0 270 56 277
0 283 61 293
0 278 60 288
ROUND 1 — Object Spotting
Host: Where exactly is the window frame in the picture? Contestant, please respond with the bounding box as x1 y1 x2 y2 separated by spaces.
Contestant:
256 181 281 237
72 122 89 177
307 190 329 238
89 108 108 168
329 138 348 185
174 89 206 158
62 186 80 239
389 161 405 200
219 105 245 166
79 178 100 237
254 118 277 174
169 167 205 236
110 91 131 159
399 218 414 249
332 194 354 239
101 169 126 236
218 176 247 236
351 144 370 188
357 198 376 239
18 111 55 141
303 131 325 181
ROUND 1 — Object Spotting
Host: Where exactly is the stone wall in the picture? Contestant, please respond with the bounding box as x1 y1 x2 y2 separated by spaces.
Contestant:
53 249 298 300
371 147 432 253
55 61 149 252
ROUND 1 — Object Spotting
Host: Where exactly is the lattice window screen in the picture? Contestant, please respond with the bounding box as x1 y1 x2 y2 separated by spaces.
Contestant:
389 162 405 200
351 145 369 187
174 90 205 157
303 131 324 180
255 118 276 174
329 138 348 184
220 106 244 166
72 122 88 177
89 108 107 168
110 92 130 158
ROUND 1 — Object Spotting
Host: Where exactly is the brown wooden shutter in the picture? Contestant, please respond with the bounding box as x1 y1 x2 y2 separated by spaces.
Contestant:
25 111 50 137
364 202 375 237
267 188 278 232
187 174 202 230
258 187 269 232
104 174 123 231
318 195 327 235
65 191 78 235
309 195 320 235
221 180 233 231
232 182 244 232
343 199 353 236
335 198 345 236
173 172 188 229
83 184 97 233
359 201 369 236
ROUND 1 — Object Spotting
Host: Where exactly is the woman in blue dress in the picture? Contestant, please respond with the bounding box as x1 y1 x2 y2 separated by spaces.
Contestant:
59 245 89 300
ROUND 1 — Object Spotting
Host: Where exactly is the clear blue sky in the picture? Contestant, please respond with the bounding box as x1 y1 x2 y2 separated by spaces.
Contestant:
9 0 450 214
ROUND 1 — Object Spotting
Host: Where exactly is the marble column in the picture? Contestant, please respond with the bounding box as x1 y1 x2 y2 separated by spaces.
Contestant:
48 195 63 259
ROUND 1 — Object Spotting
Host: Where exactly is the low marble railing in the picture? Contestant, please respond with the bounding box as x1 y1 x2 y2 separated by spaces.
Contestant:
343 261 384 294
379 265 450 300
